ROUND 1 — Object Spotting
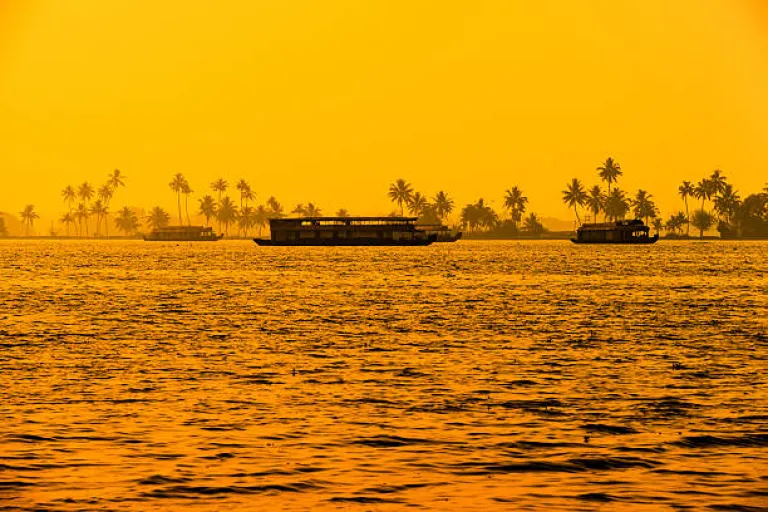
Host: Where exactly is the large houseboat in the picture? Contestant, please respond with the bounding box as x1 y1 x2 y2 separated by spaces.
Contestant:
572 220 659 244
144 226 223 242
254 217 438 246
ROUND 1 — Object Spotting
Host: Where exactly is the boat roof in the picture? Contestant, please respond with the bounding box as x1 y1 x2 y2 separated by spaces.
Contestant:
271 216 419 222
578 220 649 231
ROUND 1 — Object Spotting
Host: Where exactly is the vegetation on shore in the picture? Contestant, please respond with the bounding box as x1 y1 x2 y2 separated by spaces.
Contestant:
1 160 766 239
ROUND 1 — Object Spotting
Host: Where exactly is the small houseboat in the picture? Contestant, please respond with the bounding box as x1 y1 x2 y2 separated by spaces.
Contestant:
254 217 438 246
144 226 223 242
571 220 659 244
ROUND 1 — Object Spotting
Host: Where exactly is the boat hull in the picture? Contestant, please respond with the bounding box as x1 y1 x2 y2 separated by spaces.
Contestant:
254 236 436 247
571 236 659 244
143 235 223 242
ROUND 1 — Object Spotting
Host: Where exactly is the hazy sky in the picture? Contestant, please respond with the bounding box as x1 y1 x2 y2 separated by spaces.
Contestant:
1 0 767 221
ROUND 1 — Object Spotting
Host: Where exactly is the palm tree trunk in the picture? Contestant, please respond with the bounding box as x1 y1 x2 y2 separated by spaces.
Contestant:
185 195 190 226
574 206 581 225
685 198 690 237
177 193 182 226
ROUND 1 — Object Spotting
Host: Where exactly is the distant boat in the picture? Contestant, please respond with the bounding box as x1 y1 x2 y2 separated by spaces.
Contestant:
571 220 659 244
416 224 463 243
143 226 223 242
254 217 438 246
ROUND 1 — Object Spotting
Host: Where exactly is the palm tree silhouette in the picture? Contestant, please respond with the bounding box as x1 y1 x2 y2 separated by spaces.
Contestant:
266 196 284 218
254 205 269 236
432 191 454 221
336 208 350 217
388 179 413 216
522 213 544 235
62 185 76 213
198 195 217 226
235 179 253 214
691 209 715 238
90 200 108 236
97 184 113 236
709 169 727 195
107 169 126 190
181 181 193 226
604 188 630 221
585 185 604 223
562 178 587 225
305 203 322 217
19 205 39 236
146 206 171 230
632 189 657 225
211 178 228 203
713 183 741 225
678 181 694 236
597 157 622 193
75 203 89 236
169 173 187 225
217 197 238 235
114 207 139 235
59 212 75 237
77 182 94 236
239 206 255 237
292 203 307 217
694 179 712 211
503 186 528 228
408 192 429 217
0 217 8 237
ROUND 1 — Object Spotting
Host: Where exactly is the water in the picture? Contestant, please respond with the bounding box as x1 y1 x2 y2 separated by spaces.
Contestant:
1 240 766 511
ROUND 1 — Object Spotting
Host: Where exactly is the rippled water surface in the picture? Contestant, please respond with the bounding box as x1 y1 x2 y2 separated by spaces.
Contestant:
1 240 766 511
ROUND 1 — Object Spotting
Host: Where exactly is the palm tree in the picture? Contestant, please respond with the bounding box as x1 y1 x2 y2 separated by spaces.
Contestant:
460 203 479 232
652 217 663 235
211 178 228 203
77 182 94 236
562 178 587 224
503 186 528 228
19 205 39 236
336 208 350 217
0 217 8 237
217 197 238 235
75 203 89 236
62 185 76 214
198 195 217 226
432 191 454 221
605 188 630 221
713 183 741 225
292 203 307 217
114 207 140 235
254 205 269 236
169 173 187 225
522 213 544 235
709 169 727 195
585 185 604 223
408 192 429 217
388 179 413 216
145 206 171 230
597 157 622 193
235 179 252 212
97 184 114 236
181 181 193 226
632 189 657 225
107 169 126 191
90 200 108 236
59 212 75 236
266 196 284 218
305 203 322 217
239 206 255 236
678 181 694 236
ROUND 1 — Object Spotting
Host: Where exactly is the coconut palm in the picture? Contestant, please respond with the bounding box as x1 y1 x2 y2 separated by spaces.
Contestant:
585 185 604 223
254 205 269 236
267 196 284 218
678 181 694 236
211 178 228 203
235 179 253 211
597 157 622 193
709 169 727 195
90 200 108 236
292 203 307 217
59 212 75 237
107 169 126 191
0 217 7 237
19 205 39 236
239 206 255 236
432 191 454 221
97 184 114 236
408 192 429 217
562 178 587 224
522 213 544 235
652 217 663 235
114 207 140 235
336 208 350 217
77 182 94 235
75 203 89 236
145 206 171 230
62 185 76 213
169 173 187 225
305 203 322 217
198 195 217 226
713 183 741 224
217 197 238 235
605 188 630 221
632 189 657 225
388 179 413 216
503 186 528 228
181 181 193 226
691 209 715 238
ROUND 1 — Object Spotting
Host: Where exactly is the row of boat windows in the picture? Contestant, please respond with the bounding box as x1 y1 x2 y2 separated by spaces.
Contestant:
275 231 420 241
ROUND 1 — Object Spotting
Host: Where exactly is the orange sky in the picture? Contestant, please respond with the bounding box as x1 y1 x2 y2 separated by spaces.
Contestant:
0 0 766 222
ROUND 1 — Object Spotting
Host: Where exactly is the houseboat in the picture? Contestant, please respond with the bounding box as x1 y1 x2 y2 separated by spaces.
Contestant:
571 220 659 244
143 226 223 242
254 217 438 246
416 224 463 242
